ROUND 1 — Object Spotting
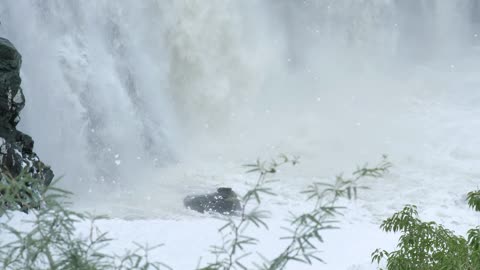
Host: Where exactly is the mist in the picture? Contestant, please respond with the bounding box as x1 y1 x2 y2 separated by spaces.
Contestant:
1 0 479 217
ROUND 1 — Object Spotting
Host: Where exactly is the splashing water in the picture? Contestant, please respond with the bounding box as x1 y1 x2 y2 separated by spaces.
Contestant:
1 0 480 217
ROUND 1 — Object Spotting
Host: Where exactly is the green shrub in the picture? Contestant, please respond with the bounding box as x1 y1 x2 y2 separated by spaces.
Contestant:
0 175 171 270
0 170 46 214
372 191 480 270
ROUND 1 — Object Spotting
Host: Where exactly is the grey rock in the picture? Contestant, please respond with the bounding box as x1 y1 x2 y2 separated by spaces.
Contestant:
0 38 23 129
184 187 242 215
0 37 53 188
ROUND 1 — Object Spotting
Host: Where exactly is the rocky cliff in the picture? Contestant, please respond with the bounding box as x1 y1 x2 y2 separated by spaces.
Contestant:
0 37 53 186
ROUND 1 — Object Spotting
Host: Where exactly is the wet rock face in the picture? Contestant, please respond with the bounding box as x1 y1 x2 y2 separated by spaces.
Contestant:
0 37 53 186
184 187 242 215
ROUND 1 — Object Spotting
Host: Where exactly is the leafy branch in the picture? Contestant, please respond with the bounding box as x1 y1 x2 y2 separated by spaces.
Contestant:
0 174 170 270
199 154 300 270
372 189 480 270
262 155 392 270
201 155 391 270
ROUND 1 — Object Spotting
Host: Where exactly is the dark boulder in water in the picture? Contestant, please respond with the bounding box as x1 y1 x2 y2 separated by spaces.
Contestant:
184 187 242 215
0 37 54 188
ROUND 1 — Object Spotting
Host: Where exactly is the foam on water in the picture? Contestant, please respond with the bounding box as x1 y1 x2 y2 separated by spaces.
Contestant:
0 0 479 219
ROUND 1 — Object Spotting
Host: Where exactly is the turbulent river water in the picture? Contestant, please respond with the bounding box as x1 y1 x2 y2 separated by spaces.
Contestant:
1 0 480 218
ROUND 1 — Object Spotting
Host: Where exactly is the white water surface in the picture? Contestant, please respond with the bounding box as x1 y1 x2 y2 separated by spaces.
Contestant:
1 1 480 269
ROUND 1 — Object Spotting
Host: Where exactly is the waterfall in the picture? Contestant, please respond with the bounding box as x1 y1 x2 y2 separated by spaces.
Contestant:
0 0 479 215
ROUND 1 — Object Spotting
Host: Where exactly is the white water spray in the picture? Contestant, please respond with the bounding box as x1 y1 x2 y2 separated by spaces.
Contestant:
1 0 480 216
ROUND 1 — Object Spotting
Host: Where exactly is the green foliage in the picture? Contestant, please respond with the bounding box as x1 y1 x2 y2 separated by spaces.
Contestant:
0 170 46 214
1 155 393 270
372 202 480 270
306 155 392 201
467 190 480 212
265 155 391 270
200 155 391 270
198 155 300 270
0 175 171 270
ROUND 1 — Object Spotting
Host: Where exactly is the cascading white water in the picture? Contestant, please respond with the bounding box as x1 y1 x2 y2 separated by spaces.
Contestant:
1 0 479 216
0 1 178 191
